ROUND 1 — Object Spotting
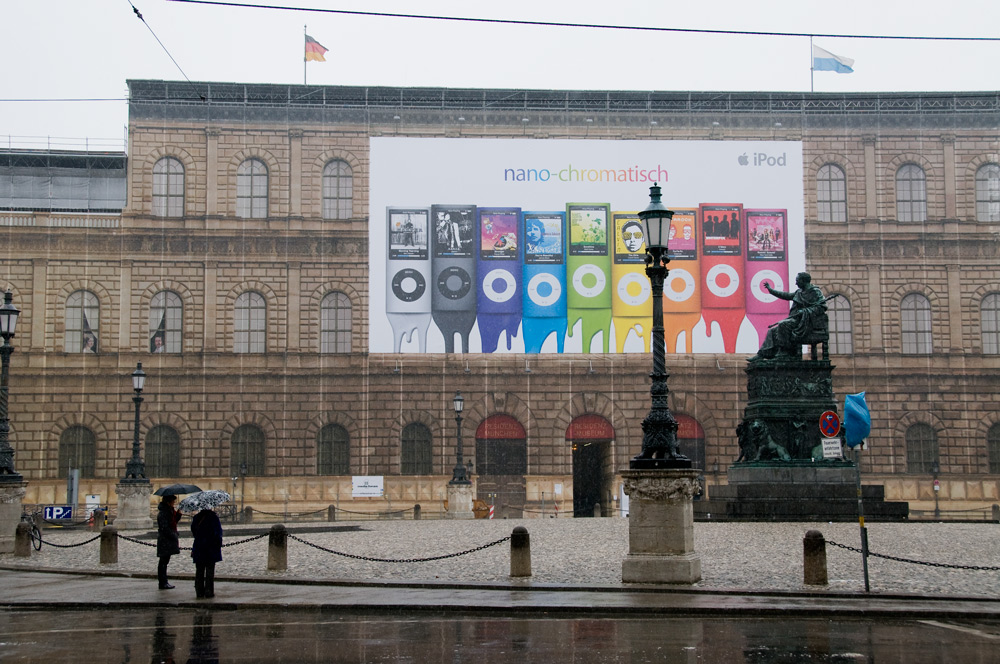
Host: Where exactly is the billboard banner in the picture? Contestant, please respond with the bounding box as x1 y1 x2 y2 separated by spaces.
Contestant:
370 138 804 354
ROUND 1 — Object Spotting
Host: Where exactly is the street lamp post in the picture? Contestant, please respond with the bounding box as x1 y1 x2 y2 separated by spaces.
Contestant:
931 460 941 519
631 183 691 470
449 391 469 485
0 291 22 483
122 362 148 483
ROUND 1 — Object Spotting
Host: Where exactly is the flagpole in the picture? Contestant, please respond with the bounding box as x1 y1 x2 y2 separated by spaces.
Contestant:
304 25 308 85
810 36 814 93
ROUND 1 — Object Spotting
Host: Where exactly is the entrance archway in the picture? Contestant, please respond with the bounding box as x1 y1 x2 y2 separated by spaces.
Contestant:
566 415 615 517
475 415 527 518
675 414 706 469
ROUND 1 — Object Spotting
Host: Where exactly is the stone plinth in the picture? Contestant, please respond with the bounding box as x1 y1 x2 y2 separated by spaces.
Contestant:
445 482 475 519
0 481 28 554
113 482 154 531
621 469 702 584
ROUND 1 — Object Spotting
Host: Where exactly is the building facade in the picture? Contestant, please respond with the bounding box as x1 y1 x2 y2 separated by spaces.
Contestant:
2 81 1000 516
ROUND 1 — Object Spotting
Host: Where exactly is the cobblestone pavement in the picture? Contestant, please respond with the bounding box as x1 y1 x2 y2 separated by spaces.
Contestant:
6 519 1000 597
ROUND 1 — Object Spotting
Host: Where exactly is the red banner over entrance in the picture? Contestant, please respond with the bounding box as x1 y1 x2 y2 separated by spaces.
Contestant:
565 415 615 440
675 414 705 439
476 414 526 439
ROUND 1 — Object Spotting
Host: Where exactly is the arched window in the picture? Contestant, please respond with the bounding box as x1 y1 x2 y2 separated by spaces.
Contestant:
816 163 847 223
146 425 180 477
65 290 100 353
152 157 184 217
988 423 1000 474
58 426 96 478
828 295 854 354
236 158 268 219
900 293 932 355
400 423 432 475
234 292 266 353
896 164 927 222
230 424 265 476
150 291 182 354
322 159 353 220
317 424 350 475
320 291 351 353
975 164 1000 222
905 423 938 473
982 293 1000 354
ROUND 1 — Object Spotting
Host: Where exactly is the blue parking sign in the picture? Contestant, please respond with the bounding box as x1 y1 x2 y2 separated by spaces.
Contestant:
43 505 73 520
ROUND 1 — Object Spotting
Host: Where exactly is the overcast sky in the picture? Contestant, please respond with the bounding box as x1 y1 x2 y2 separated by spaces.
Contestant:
4 0 1000 148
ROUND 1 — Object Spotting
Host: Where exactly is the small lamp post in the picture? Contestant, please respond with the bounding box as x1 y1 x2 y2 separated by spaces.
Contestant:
449 391 469 485
931 460 940 519
0 291 22 482
631 184 691 469
121 362 149 483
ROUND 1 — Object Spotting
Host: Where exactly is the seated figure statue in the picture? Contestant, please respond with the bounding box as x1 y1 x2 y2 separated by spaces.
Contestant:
756 272 828 359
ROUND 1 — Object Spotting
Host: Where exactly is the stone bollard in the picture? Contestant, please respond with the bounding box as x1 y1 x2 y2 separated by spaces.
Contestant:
993 504 1000 523
413 504 421 520
327 505 337 522
803 530 828 586
100 526 118 564
14 522 32 557
267 524 287 571
510 526 531 577
243 506 254 524
91 509 105 532
593 503 602 518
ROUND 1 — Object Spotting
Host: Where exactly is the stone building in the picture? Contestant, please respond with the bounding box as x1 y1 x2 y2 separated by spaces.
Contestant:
2 81 999 517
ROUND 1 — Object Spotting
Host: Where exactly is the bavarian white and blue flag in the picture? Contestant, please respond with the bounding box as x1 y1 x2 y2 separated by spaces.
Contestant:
812 44 855 73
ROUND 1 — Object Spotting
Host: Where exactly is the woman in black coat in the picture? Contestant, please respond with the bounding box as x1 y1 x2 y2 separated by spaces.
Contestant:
155 495 181 589
190 508 223 599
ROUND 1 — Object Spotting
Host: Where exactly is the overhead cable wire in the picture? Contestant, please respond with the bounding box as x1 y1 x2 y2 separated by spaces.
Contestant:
125 0 206 99
167 0 1000 42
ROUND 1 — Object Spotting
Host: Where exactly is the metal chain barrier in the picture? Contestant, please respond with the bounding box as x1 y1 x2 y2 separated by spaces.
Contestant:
827 539 1000 571
116 532 267 551
221 534 268 548
331 506 413 517
252 508 328 518
287 533 511 564
35 533 102 548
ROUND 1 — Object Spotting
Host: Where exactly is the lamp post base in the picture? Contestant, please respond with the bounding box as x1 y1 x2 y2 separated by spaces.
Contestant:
0 480 27 554
621 469 702 584
113 482 154 531
445 482 475 520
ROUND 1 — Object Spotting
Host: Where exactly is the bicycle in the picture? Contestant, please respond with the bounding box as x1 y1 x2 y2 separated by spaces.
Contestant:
20 511 42 551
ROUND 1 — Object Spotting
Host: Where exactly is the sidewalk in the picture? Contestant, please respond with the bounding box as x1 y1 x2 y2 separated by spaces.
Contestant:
3 565 1000 619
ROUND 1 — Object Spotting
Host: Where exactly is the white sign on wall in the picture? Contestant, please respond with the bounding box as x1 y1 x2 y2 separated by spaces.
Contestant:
352 476 385 498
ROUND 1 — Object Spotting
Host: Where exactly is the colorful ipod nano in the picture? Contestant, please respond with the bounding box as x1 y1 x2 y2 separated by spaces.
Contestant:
699 203 745 353
611 211 651 353
744 209 791 345
386 207 432 352
663 208 702 353
430 204 477 353
522 211 567 353
476 207 523 352
566 203 612 353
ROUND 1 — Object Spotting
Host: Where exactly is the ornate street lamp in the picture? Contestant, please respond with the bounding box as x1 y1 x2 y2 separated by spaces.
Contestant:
631 184 691 469
0 291 23 482
121 362 149 483
449 391 470 484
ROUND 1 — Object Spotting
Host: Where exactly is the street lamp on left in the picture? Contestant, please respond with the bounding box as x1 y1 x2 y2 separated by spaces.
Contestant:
122 362 149 483
445 390 474 519
449 391 469 485
0 290 23 482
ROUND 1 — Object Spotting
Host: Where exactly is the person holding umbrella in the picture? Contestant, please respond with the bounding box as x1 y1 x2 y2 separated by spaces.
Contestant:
180 490 229 599
155 495 181 589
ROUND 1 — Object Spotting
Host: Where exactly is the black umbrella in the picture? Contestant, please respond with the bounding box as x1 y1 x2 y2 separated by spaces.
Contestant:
153 483 203 496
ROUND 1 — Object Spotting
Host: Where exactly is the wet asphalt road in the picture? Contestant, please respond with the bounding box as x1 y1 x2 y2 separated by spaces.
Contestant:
2 608 1000 663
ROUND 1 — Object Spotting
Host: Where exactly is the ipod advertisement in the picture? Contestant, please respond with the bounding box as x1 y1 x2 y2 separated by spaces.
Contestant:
370 138 804 353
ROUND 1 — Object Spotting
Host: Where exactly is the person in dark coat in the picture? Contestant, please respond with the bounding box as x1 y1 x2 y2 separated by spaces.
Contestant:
156 495 181 589
191 508 223 599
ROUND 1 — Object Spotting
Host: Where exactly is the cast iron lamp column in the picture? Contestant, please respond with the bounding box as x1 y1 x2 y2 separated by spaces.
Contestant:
449 391 469 484
121 362 149 483
631 184 691 470
0 291 23 482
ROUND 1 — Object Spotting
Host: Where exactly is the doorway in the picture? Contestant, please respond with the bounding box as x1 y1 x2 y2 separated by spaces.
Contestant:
475 415 527 518
567 415 615 517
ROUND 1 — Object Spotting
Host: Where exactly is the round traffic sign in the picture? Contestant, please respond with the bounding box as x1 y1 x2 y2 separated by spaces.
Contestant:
819 410 841 437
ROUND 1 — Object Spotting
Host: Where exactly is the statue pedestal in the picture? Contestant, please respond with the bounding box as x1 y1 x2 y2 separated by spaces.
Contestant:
445 482 475 520
621 469 701 584
0 480 27 553
113 482 154 531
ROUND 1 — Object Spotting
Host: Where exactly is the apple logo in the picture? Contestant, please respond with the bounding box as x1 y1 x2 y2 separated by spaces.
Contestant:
738 153 749 166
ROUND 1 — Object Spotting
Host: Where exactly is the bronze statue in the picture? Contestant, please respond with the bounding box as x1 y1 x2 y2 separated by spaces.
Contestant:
736 419 791 462
755 272 829 359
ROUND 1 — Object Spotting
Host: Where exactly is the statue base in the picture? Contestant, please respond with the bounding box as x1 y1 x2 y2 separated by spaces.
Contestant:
113 482 154 531
445 482 475 520
621 469 702 584
0 480 28 554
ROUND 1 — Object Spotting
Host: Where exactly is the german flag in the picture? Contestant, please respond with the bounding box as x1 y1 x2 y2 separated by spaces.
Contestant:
305 35 328 62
